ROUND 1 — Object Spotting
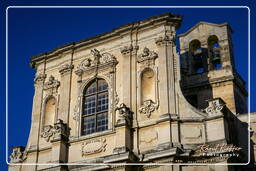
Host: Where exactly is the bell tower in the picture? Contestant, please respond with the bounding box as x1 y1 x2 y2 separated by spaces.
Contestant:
179 22 247 114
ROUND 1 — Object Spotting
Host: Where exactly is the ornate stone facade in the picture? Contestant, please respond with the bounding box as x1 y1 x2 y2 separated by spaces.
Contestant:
9 13 255 171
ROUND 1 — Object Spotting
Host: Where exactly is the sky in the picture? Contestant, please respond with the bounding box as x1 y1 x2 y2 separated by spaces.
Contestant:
1 0 255 170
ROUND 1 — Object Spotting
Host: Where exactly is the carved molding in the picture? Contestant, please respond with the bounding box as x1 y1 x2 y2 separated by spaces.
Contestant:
59 63 74 75
43 75 60 90
81 138 107 156
155 35 175 46
204 98 226 116
34 73 47 84
139 99 158 118
137 47 158 64
75 49 118 76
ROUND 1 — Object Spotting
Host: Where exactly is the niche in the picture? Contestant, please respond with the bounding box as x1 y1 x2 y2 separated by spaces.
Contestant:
44 97 56 126
141 68 155 103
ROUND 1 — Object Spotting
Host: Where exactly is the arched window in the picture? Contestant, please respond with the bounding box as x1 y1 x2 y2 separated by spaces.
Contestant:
81 78 108 135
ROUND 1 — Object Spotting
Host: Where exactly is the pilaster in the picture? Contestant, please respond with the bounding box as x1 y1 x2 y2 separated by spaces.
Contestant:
58 63 74 123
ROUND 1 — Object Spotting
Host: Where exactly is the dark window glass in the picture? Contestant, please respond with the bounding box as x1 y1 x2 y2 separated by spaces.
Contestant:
81 79 108 135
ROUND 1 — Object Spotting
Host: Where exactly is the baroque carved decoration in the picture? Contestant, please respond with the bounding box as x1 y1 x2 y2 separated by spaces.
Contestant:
34 73 46 84
139 99 158 118
155 35 175 46
43 75 60 90
137 47 158 64
204 98 226 116
81 138 107 156
75 49 118 76
10 146 26 163
40 125 54 142
40 119 68 142
59 63 74 75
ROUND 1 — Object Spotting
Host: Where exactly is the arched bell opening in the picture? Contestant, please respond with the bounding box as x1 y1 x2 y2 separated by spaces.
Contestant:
208 35 221 70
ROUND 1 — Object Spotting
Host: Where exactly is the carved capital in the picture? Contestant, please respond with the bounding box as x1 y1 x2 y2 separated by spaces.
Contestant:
155 35 175 46
34 73 46 84
139 100 158 118
43 75 60 90
204 98 226 116
120 45 139 56
137 47 158 64
115 103 133 125
52 119 68 140
59 64 74 75
10 146 25 163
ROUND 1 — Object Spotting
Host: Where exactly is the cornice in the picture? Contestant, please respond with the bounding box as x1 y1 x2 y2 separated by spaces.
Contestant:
29 12 182 68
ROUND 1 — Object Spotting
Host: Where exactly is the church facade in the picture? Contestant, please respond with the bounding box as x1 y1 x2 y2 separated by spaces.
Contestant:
9 13 256 171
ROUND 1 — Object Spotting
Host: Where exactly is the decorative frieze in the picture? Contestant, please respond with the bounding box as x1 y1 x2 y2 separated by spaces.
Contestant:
43 75 60 90
59 63 74 75
75 49 118 76
139 99 158 118
81 138 107 156
204 98 226 116
34 73 47 84
155 35 175 46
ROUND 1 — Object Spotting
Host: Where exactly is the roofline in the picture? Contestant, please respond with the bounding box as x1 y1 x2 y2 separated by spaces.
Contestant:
29 12 182 68
178 21 233 38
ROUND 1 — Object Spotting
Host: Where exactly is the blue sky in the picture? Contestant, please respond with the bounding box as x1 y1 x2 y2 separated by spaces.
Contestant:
1 0 255 170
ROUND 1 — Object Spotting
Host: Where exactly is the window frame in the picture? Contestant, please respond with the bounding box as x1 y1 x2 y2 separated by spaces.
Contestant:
81 78 109 136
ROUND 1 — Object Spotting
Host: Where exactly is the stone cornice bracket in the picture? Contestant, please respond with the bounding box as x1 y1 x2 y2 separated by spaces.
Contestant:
59 63 74 75
9 146 26 163
75 49 118 76
43 75 60 90
155 35 175 46
139 99 158 118
137 47 158 64
34 73 47 85
120 45 139 56
203 98 226 116
115 103 133 126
